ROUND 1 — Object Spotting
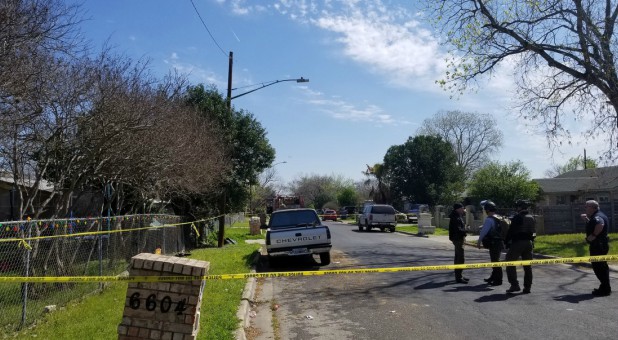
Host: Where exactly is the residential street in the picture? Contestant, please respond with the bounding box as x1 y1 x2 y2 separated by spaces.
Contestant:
246 221 617 340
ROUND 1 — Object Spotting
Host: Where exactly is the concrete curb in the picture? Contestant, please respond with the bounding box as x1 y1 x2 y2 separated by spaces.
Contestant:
235 251 260 340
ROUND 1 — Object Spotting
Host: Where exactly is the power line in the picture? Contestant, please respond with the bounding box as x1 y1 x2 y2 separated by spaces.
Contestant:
190 0 228 57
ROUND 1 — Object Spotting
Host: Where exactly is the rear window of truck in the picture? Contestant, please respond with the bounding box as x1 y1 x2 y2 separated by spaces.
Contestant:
270 210 320 229
371 205 396 214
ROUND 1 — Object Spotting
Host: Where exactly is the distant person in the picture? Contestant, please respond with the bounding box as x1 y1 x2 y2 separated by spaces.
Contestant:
504 200 536 294
477 200 503 286
449 203 468 283
581 200 612 296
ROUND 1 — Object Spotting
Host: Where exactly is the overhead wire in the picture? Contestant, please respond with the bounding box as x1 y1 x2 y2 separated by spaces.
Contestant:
189 0 228 57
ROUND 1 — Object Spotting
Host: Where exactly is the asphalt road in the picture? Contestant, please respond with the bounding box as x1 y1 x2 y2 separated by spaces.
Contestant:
251 221 617 340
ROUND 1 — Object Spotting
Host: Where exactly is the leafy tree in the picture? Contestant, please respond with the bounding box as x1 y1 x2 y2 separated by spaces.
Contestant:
288 174 353 209
361 163 390 203
382 135 464 206
183 84 275 215
417 110 503 178
337 186 359 207
426 0 618 161
545 155 598 177
468 161 541 208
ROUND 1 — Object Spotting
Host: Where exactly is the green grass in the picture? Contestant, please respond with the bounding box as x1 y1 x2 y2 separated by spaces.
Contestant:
533 233 618 258
394 224 449 236
6 221 262 340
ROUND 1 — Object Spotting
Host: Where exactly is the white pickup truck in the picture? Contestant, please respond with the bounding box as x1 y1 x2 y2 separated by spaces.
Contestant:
261 208 332 265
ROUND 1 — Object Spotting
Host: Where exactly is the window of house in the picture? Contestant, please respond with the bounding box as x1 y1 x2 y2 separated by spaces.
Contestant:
555 195 566 205
598 195 609 203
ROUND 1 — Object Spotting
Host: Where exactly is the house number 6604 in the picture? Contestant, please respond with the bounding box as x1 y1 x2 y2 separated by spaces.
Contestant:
129 292 188 315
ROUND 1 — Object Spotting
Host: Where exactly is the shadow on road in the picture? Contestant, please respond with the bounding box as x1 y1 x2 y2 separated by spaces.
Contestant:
255 254 323 272
474 292 519 302
553 293 595 303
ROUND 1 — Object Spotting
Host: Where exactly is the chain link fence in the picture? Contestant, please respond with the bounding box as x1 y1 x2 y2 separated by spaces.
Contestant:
0 214 189 332
0 212 247 332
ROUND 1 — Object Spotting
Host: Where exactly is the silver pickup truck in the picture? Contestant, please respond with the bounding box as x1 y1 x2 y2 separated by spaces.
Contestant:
261 208 332 265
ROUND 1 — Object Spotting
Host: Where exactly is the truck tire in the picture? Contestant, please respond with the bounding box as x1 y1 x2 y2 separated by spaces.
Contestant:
358 224 363 231
320 252 331 266
380 227 385 232
390 227 396 232
268 255 280 268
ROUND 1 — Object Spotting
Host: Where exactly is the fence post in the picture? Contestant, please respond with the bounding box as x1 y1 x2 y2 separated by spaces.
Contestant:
99 216 104 290
20 220 32 328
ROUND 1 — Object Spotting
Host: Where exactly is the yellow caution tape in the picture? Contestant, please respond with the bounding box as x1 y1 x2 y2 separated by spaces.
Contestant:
1 255 616 283
191 223 200 238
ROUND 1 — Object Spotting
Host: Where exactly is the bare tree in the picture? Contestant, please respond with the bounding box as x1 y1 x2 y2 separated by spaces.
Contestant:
417 110 503 178
427 0 618 161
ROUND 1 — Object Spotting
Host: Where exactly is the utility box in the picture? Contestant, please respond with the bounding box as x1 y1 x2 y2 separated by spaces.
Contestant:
418 213 435 234
249 216 261 235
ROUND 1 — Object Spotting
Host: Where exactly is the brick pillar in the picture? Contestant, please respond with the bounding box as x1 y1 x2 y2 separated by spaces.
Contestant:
117 253 209 340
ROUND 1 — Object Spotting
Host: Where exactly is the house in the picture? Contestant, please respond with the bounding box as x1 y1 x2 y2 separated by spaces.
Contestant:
534 166 618 234
0 174 54 221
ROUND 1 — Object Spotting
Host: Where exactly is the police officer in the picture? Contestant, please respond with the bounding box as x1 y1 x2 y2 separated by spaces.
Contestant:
581 200 612 296
449 203 468 283
476 200 503 286
505 200 536 294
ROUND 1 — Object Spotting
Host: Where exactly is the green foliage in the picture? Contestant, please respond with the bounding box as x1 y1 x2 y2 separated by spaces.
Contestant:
545 156 597 177
383 135 464 206
467 161 540 207
289 174 354 209
179 84 276 215
337 186 359 207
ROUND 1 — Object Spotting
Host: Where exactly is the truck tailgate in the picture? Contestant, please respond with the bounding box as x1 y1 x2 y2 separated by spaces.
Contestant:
268 226 330 249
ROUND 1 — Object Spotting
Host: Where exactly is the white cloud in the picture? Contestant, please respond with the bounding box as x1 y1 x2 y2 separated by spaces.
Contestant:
303 88 402 125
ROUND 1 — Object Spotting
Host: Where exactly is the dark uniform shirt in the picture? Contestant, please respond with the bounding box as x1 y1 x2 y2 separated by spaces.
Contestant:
448 210 466 241
586 210 609 243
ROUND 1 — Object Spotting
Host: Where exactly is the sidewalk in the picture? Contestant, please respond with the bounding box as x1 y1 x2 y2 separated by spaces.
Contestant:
236 234 618 340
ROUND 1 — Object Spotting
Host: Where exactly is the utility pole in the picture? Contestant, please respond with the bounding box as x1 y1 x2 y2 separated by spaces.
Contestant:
218 51 234 248
217 50 307 247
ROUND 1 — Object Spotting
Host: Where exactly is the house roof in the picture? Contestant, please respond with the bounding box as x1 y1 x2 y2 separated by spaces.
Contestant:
534 165 618 194
0 174 54 192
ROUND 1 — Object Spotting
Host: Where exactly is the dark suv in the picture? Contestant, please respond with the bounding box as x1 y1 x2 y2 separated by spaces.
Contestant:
406 204 429 223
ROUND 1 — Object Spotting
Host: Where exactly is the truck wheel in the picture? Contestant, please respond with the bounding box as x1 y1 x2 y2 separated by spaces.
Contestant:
380 227 385 232
320 252 331 266
390 227 396 232
268 255 280 268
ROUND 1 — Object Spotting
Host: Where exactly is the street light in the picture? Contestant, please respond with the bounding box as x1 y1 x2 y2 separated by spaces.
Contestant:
271 161 288 167
231 78 309 100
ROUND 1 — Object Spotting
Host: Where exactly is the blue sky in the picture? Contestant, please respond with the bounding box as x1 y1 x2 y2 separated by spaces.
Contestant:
70 0 604 185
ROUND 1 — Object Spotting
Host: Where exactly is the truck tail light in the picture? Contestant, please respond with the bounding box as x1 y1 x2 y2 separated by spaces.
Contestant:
326 227 331 239
266 233 271 245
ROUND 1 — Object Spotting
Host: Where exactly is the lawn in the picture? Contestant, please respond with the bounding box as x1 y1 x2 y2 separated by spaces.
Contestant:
6 220 264 340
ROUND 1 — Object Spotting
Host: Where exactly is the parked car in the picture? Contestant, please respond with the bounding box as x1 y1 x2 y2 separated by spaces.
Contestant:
338 206 357 219
358 204 397 232
407 204 429 223
394 210 408 223
322 209 338 221
261 208 332 265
